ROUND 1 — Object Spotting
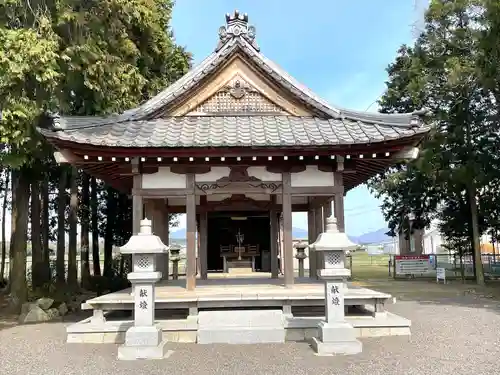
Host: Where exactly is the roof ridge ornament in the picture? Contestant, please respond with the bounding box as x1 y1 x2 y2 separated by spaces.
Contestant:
216 10 260 52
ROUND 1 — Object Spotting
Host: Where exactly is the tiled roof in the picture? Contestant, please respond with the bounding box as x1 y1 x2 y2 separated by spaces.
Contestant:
40 116 429 148
42 11 430 147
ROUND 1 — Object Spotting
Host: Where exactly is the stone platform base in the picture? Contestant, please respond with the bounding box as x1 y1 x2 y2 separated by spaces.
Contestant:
118 341 172 360
228 267 253 274
197 310 285 344
67 312 410 344
311 337 363 356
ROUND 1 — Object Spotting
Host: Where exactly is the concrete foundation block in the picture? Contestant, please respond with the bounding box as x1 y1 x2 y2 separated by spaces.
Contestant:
125 326 162 347
198 327 285 344
197 310 285 344
311 337 362 356
318 321 357 343
117 341 172 361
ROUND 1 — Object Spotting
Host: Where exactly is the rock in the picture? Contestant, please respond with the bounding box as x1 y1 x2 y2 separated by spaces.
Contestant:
35 297 54 310
19 305 50 324
58 302 68 316
67 301 80 312
46 308 60 320
21 302 39 316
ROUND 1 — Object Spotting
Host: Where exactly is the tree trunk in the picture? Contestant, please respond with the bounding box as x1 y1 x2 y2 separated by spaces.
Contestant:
103 187 115 278
467 183 485 285
68 167 78 288
40 175 50 283
80 172 91 288
30 180 44 288
8 169 18 290
90 177 101 276
0 169 9 282
10 168 30 311
56 167 67 284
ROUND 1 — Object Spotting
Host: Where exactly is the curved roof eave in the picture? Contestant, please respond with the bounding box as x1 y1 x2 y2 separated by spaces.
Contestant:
52 35 427 131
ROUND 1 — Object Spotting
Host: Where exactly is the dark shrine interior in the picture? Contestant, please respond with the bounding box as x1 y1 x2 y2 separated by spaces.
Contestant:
206 211 271 272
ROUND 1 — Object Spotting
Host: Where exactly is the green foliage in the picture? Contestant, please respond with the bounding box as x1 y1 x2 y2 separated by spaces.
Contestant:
0 0 191 168
369 0 500 275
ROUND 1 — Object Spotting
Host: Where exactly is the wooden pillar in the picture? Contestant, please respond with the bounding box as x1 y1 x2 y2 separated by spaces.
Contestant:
270 196 279 278
333 173 346 233
333 194 345 233
314 205 323 274
307 198 316 279
323 199 332 225
162 201 170 280
186 174 197 291
132 158 143 234
199 211 208 279
282 172 294 287
147 199 168 280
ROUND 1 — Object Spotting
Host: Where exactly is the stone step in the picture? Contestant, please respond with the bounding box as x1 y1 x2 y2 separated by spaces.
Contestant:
197 310 285 344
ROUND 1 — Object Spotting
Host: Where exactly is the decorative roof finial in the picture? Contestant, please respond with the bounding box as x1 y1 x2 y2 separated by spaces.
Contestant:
325 216 339 233
216 10 260 52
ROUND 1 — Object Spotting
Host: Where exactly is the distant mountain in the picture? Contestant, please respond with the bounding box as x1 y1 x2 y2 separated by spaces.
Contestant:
292 227 307 239
170 227 186 239
170 226 392 244
350 228 392 245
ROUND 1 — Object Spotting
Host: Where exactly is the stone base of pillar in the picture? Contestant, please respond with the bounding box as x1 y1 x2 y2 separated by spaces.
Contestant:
312 321 362 356
118 326 171 360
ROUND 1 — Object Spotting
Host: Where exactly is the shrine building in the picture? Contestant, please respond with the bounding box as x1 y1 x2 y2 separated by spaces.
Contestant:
38 11 430 290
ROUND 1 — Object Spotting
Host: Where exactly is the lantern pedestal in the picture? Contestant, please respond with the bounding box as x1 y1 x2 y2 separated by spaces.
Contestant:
294 241 308 278
309 216 362 356
311 279 362 356
117 219 170 361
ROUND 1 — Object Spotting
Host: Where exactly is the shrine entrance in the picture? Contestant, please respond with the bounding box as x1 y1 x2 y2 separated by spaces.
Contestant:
207 211 271 272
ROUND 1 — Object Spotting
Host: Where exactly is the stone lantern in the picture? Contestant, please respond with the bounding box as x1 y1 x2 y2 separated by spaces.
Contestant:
308 215 362 356
294 240 308 278
169 244 182 280
117 219 170 361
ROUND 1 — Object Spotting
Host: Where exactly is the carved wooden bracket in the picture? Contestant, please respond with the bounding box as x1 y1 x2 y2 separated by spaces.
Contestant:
216 166 261 183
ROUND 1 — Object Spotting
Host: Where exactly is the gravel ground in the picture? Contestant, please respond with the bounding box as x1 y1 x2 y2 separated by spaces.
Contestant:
1 296 500 375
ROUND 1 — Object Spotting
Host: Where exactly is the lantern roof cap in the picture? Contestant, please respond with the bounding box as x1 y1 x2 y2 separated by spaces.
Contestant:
310 216 357 252
119 219 168 254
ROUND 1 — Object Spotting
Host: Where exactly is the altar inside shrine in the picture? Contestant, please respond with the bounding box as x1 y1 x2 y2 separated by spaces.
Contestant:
220 244 259 273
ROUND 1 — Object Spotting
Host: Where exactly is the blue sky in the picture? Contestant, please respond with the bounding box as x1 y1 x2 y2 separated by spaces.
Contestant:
170 0 424 236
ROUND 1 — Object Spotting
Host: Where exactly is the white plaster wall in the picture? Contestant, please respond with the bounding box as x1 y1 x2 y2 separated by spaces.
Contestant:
247 166 281 181
291 166 334 187
142 167 186 189
195 167 230 182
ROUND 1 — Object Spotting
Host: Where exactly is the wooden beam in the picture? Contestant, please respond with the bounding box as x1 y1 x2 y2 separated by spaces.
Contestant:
132 188 190 197
282 172 293 287
290 186 344 196
195 181 283 195
186 173 197 291
53 149 82 164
